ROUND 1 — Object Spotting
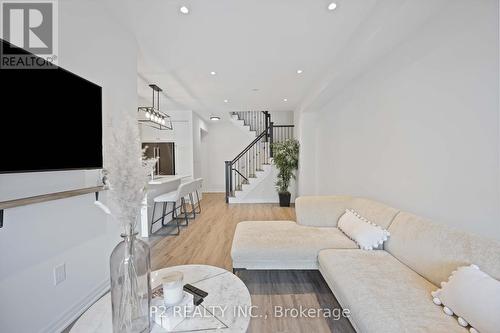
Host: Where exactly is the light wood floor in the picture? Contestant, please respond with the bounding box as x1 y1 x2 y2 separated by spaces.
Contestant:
150 193 355 333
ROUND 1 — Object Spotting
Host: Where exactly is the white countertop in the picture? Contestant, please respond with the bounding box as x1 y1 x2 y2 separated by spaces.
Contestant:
148 175 189 185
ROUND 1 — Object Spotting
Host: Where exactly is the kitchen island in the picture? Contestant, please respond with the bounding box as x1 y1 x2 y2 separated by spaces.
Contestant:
140 175 190 237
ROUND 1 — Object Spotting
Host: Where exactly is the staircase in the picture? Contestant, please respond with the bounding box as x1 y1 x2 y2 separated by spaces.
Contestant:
225 111 294 203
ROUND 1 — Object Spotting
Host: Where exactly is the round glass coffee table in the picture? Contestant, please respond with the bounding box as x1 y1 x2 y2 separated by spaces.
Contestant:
70 265 251 333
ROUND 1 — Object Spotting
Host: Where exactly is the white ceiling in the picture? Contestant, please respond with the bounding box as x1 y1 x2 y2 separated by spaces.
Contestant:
126 0 453 118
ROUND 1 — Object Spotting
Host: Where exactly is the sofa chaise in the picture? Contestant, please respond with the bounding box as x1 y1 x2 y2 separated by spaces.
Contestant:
230 196 500 332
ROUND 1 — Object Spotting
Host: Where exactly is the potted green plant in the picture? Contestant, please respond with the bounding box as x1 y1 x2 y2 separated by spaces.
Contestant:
272 139 299 207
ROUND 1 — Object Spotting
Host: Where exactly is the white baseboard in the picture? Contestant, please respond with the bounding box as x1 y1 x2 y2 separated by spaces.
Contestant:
41 279 110 333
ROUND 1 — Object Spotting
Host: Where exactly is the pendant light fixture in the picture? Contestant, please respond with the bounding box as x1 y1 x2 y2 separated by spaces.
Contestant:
138 84 173 130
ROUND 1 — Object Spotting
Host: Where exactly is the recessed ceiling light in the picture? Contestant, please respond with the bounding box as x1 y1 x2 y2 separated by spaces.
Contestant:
180 6 189 14
210 71 216 76
210 116 221 121
283 98 288 102
224 99 229 103
297 69 303 74
328 2 337 11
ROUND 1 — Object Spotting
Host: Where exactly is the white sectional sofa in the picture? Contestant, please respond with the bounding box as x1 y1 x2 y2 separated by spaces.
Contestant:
230 196 500 332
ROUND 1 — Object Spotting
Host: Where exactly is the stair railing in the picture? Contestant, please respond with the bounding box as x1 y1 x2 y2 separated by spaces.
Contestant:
269 123 294 157
232 111 269 135
225 111 269 202
225 112 294 203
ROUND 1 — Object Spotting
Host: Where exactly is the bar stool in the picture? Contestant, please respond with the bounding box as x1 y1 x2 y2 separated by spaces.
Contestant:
180 180 199 220
193 178 203 214
150 181 192 235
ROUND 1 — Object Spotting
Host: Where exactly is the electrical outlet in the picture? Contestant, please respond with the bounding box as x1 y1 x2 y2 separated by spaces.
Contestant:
54 263 66 286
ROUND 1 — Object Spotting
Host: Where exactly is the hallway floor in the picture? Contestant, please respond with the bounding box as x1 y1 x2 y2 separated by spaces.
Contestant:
150 193 354 333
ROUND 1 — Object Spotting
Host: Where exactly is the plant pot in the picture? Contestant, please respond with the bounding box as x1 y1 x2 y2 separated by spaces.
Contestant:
278 192 291 207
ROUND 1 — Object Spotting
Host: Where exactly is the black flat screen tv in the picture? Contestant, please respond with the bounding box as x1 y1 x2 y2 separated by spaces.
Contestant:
0 39 103 173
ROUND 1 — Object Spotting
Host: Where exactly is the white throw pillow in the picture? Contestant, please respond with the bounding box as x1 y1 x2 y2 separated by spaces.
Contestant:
432 264 500 333
337 209 390 250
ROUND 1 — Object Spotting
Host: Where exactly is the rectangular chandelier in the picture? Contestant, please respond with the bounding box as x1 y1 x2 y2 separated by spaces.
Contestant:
138 84 173 130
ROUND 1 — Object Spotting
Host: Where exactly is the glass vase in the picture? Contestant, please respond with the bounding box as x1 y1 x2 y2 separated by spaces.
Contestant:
110 231 151 333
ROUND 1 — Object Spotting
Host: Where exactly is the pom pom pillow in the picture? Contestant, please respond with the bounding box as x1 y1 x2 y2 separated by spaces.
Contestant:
337 209 390 250
431 264 500 333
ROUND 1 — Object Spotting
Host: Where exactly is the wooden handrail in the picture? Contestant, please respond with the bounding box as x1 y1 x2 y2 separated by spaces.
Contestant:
0 185 107 228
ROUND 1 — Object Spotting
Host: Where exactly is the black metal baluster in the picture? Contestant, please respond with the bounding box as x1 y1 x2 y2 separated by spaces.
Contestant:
250 146 253 177
259 112 264 133
253 145 256 176
270 122 274 158
225 161 228 202
259 141 263 170
260 139 264 166
230 162 234 197
249 147 252 178
264 141 267 165
246 151 249 181
266 137 269 164
264 139 268 165
254 145 257 172
238 159 241 189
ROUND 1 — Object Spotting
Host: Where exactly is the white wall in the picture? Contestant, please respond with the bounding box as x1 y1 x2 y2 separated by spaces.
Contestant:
192 112 208 187
269 111 294 125
295 111 319 196
297 1 500 240
0 1 138 332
